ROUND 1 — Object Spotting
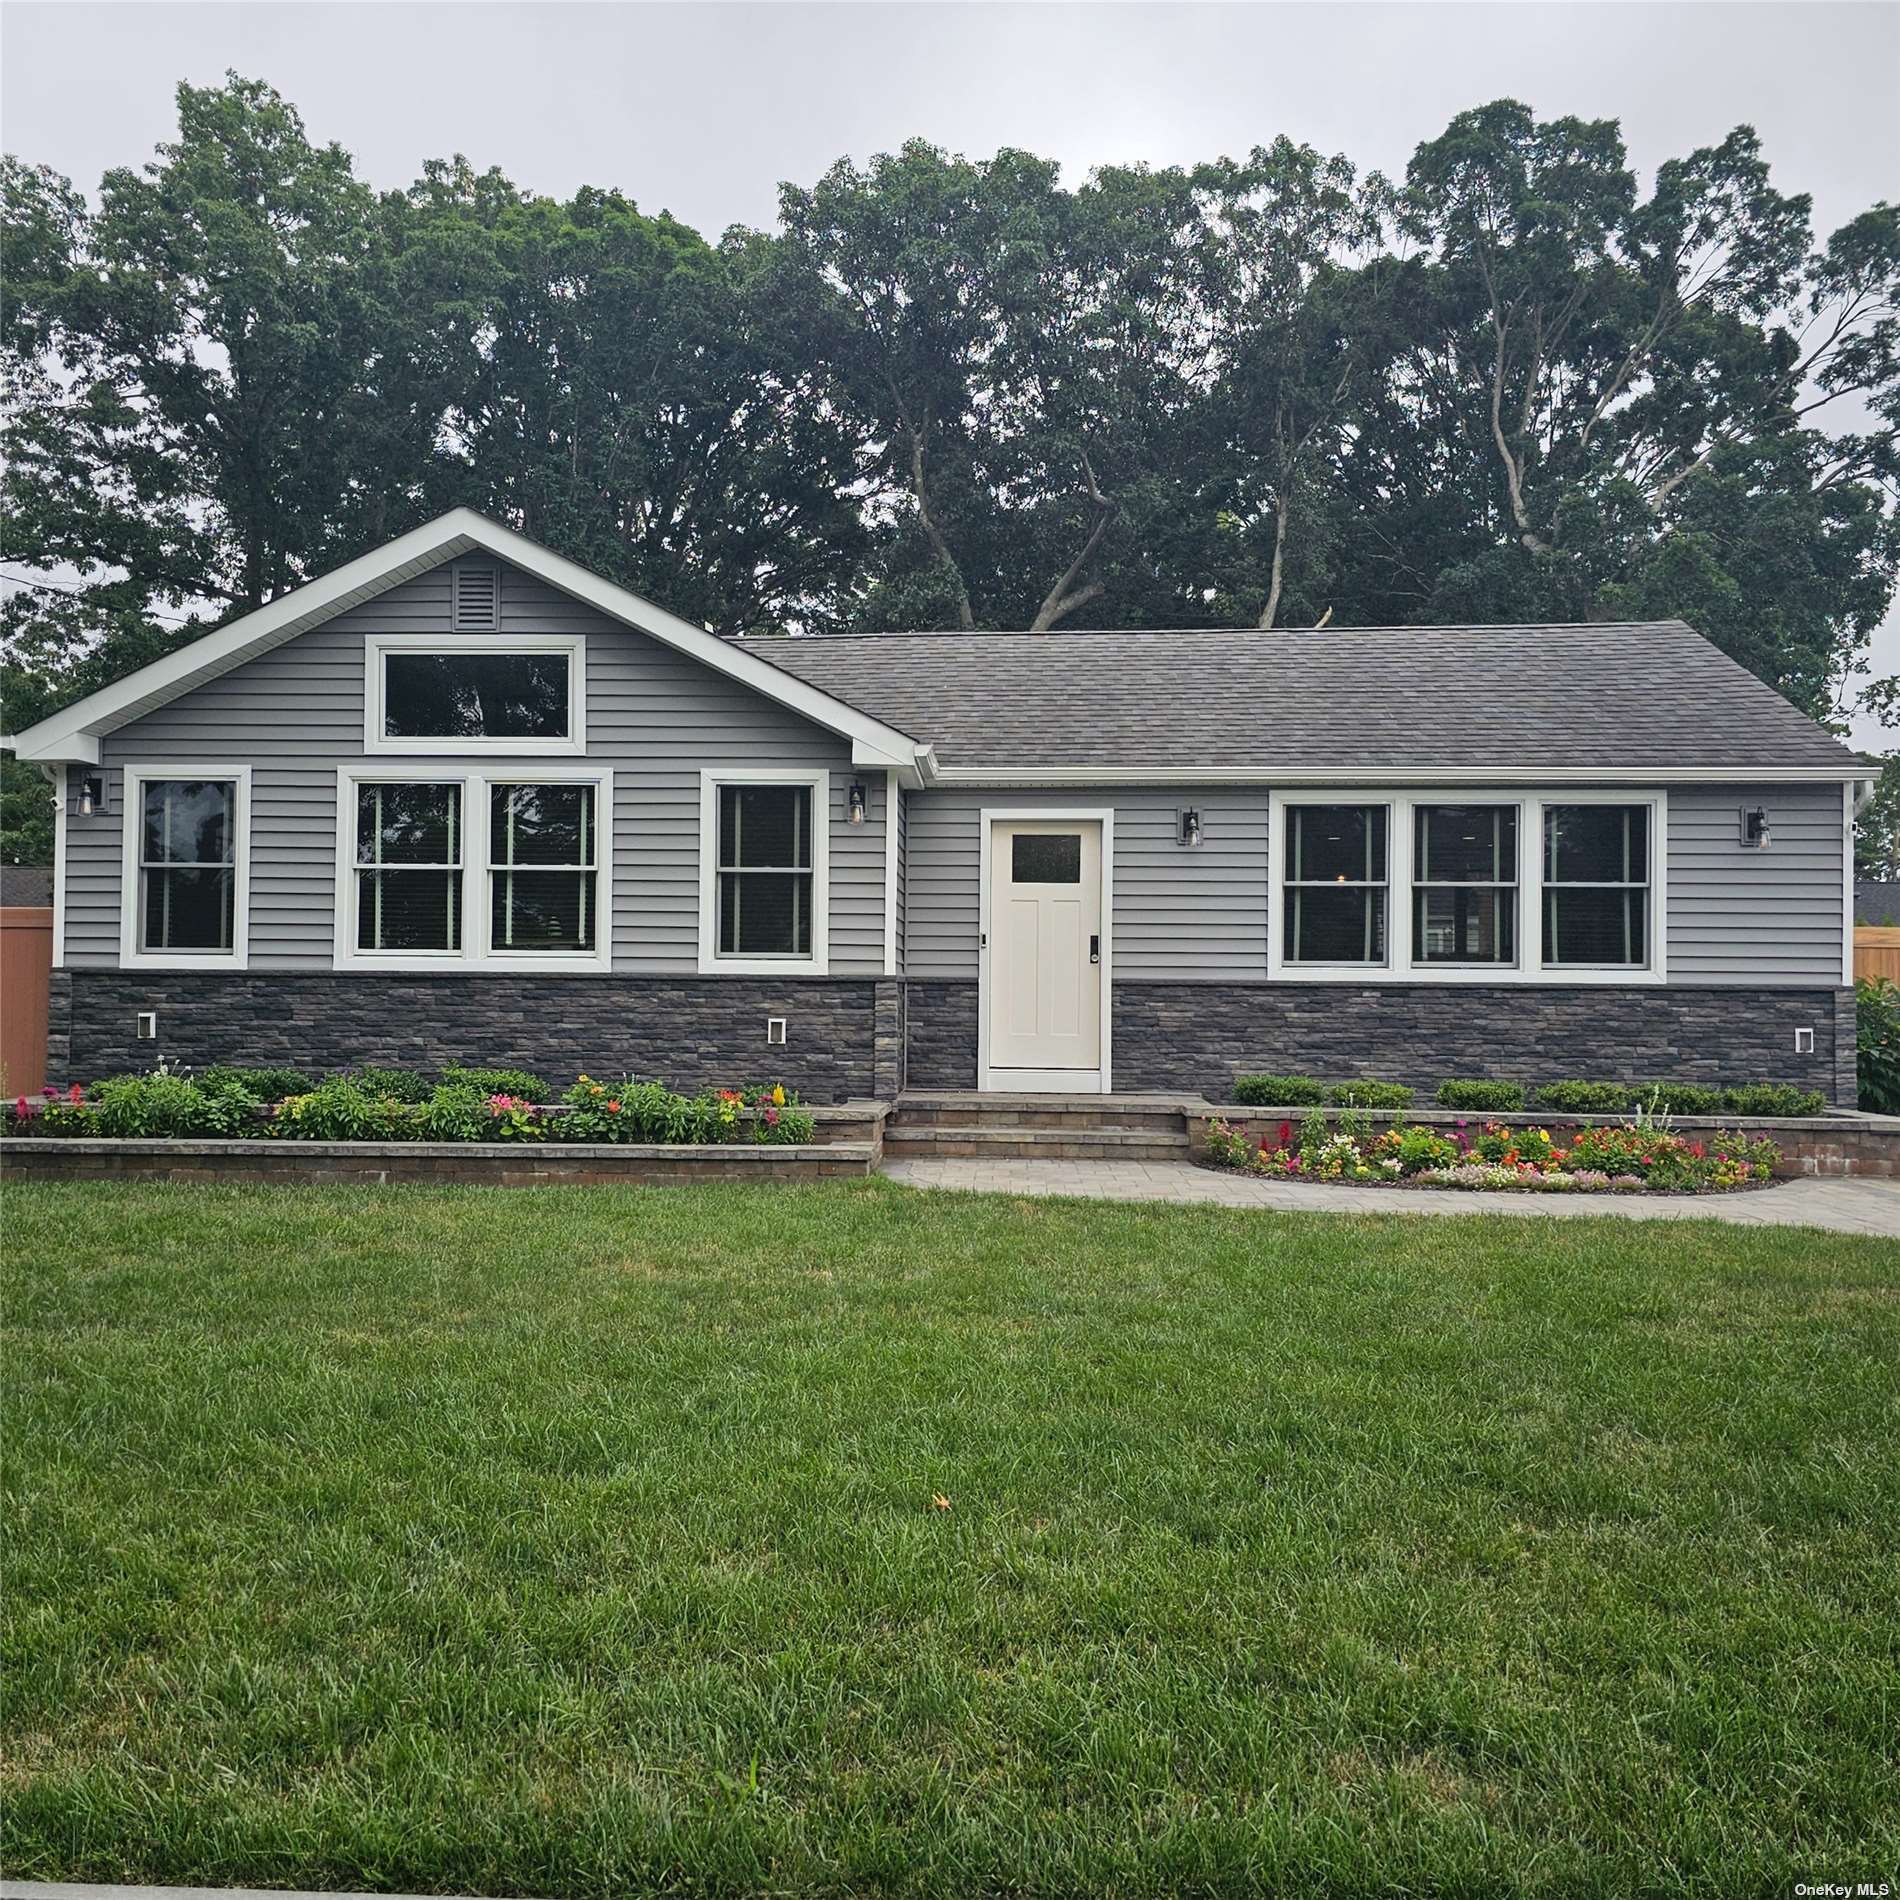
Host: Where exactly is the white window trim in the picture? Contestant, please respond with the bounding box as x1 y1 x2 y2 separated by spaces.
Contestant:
362 633 586 756
333 761 614 973
118 763 253 971
697 767 831 976
1267 789 1668 986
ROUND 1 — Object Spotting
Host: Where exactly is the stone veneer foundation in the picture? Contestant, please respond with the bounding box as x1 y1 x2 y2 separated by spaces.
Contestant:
904 980 1857 1107
48 971 898 1105
48 971 1859 1108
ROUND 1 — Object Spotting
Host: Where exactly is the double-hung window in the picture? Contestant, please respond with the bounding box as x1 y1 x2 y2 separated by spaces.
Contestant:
698 770 830 973
1282 803 1388 964
354 783 462 953
337 766 611 970
121 767 250 967
1543 803 1650 968
1271 790 1663 982
1413 804 1517 965
489 782 598 955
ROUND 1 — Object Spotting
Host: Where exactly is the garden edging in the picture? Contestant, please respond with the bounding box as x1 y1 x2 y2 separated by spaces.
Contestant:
0 1134 880 1186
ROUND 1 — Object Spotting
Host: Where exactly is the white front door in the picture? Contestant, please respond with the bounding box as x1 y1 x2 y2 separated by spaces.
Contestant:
986 819 1104 1089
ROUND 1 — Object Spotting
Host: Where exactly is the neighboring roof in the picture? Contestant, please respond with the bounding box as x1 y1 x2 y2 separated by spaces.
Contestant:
0 864 53 908
1 510 927 779
750 620 1868 782
1856 881 1900 925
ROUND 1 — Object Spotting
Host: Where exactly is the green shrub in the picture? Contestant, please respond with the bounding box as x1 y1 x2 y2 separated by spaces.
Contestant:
1720 1082 1826 1118
1532 1080 1633 1113
1434 1080 1524 1112
276 1078 417 1141
1232 1073 1325 1106
1635 1081 1725 1116
442 1065 553 1103
1325 1079 1414 1109
1858 977 1900 1114
196 1064 318 1102
88 1072 240 1138
417 1084 487 1142
344 1066 436 1105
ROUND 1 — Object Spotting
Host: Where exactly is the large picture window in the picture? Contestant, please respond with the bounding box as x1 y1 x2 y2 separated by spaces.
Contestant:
365 637 584 753
1282 804 1388 964
490 782 597 954
1413 804 1517 965
355 783 462 952
1544 804 1650 967
139 778 236 953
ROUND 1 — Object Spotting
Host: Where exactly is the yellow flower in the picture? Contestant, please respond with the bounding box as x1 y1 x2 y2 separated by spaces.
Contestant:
772 1084 785 1106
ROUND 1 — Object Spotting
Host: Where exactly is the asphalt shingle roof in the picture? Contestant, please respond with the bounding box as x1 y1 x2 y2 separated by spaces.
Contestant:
746 620 1862 774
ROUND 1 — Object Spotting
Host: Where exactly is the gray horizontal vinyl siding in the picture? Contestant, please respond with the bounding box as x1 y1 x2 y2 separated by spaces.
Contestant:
904 788 1270 980
1665 784 1846 984
905 782 1849 986
63 558 889 976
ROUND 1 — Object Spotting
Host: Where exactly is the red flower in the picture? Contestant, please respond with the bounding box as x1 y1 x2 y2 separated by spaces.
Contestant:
764 1105 780 1126
67 1083 84 1104
1278 1120 1293 1148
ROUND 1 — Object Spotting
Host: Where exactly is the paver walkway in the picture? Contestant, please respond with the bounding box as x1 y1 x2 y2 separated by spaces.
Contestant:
880 1157 1900 1235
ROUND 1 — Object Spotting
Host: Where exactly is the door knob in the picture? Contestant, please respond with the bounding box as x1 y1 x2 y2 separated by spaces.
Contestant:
1089 934 1101 964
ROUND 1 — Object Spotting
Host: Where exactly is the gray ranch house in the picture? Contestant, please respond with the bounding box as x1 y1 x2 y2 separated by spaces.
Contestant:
5 511 1870 1105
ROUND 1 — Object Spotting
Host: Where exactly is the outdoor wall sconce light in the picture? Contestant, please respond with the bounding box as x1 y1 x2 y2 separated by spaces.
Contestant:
1742 805 1772 848
75 772 104 817
1178 806 1204 848
847 779 868 826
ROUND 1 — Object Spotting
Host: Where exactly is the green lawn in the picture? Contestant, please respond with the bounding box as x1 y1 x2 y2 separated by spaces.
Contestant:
3 1181 1897 1898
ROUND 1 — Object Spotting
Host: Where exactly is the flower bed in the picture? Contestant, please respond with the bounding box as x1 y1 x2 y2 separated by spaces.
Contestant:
1205 1110 1779 1194
6 1070 817 1147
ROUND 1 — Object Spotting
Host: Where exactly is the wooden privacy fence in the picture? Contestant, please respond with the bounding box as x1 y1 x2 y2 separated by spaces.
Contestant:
1 903 53 1095
1855 927 1900 985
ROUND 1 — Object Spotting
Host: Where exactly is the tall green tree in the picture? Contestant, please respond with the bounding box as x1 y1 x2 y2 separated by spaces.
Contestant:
382 164 869 635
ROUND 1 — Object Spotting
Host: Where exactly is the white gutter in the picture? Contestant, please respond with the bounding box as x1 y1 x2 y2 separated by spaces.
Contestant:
927 763 1868 788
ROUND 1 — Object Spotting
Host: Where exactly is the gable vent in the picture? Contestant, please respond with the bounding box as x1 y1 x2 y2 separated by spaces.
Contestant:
452 564 500 630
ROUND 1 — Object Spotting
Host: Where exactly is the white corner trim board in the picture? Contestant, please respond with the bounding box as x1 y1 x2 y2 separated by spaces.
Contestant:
883 767 900 978
332 760 615 974
696 766 832 977
118 762 254 972
1265 787 1669 987
1844 778 1856 987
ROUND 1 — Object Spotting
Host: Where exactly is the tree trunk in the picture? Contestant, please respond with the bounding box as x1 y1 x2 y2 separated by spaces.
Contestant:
1257 491 1289 629
906 427 974 632
1030 456 1115 633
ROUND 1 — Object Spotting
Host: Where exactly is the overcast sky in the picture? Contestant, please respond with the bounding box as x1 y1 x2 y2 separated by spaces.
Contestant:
4 0 1896 735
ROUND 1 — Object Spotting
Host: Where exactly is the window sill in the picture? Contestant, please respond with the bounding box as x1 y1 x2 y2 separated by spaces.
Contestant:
1268 963 1664 986
118 950 250 973
695 954 830 978
331 952 614 975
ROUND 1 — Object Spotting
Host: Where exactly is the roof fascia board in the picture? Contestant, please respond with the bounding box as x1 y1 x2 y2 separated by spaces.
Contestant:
7 509 926 771
927 763 1866 787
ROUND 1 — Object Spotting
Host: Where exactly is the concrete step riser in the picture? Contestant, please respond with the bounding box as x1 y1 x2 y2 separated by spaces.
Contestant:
892 1110 1185 1134
884 1136 1192 1162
